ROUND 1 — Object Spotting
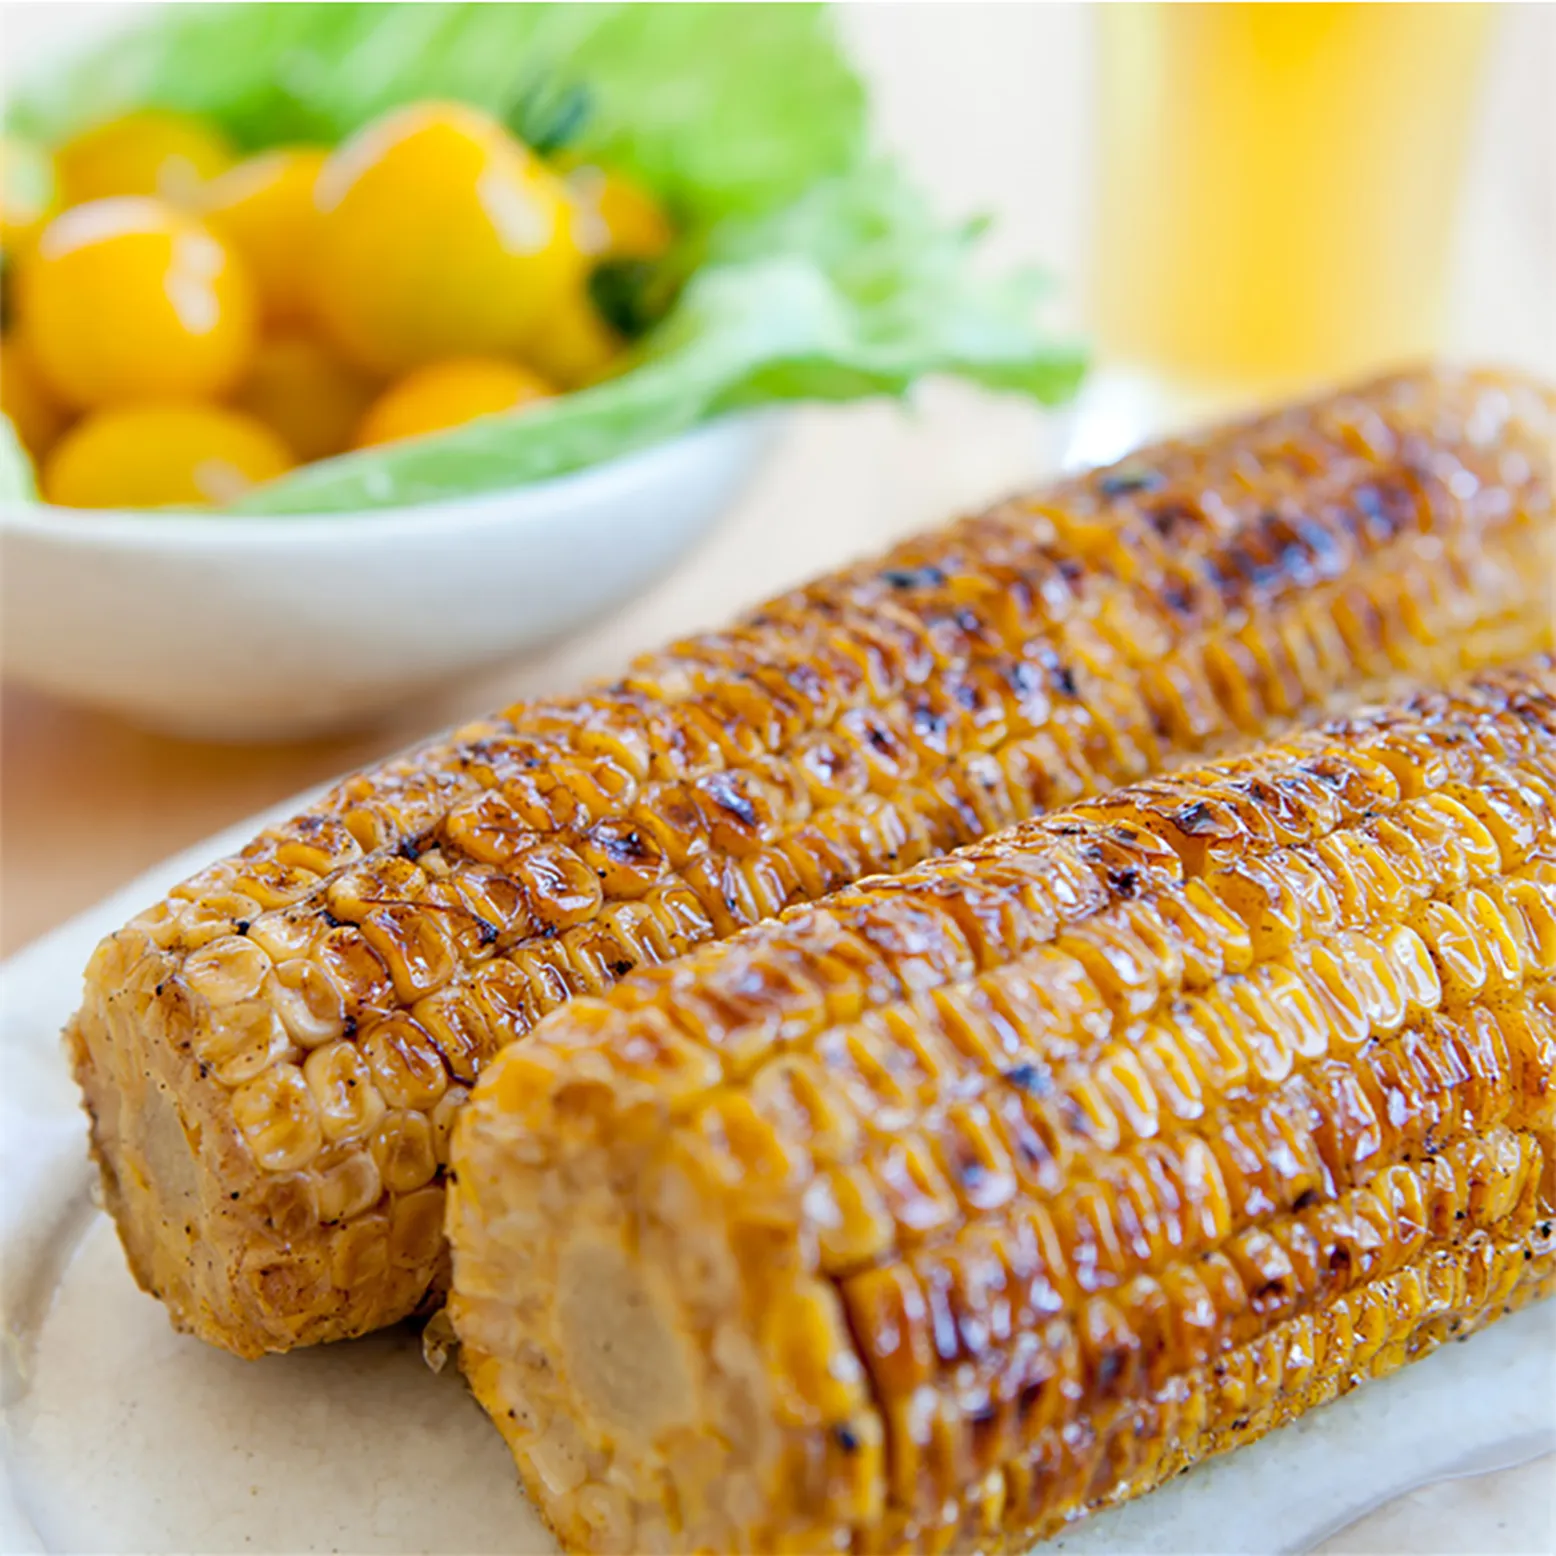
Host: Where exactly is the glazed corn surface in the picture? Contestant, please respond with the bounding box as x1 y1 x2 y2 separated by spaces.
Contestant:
450 660 1556 1554
68 367 1556 1356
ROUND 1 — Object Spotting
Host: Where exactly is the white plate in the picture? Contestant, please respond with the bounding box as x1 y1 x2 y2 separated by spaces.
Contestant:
2 803 1553 1555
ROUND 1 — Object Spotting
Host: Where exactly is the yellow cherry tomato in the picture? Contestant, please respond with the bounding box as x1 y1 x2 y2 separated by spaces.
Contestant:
232 331 378 462
354 357 553 448
566 165 673 261
42 402 292 509
525 288 621 389
201 148 327 324
1 334 69 459
18 197 257 410
54 109 234 208
311 102 584 375
1 137 59 254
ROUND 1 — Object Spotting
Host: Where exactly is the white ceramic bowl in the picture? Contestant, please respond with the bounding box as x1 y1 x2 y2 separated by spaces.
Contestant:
0 416 774 741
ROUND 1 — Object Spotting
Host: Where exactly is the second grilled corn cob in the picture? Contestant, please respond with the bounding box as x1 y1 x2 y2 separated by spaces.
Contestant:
449 658 1556 1554
67 366 1556 1356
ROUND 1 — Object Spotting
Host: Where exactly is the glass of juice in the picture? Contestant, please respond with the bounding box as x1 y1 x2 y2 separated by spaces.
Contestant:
1091 2 1497 402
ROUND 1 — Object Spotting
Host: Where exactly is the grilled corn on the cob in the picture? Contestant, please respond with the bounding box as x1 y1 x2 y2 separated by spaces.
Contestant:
67 367 1555 1357
449 659 1556 1554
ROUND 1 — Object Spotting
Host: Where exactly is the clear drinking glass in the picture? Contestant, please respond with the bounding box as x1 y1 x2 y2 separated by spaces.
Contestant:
1092 2 1497 402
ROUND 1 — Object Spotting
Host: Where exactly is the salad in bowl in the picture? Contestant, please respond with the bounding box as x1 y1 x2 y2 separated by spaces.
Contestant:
0 3 1083 735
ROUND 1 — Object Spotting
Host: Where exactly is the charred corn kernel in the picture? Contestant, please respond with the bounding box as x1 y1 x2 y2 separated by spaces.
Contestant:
54 109 233 207
0 334 69 460
352 357 553 448
232 1063 321 1173
231 331 378 463
310 102 583 375
199 148 327 324
450 660 1556 1553
303 1041 385 1143
195 999 291 1088
65 366 1556 1357
181 934 272 1006
41 402 291 509
314 1141 382 1224
267 958 347 1048
19 198 256 410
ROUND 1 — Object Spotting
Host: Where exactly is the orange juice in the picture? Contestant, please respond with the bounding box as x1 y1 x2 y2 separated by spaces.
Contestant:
1093 3 1495 395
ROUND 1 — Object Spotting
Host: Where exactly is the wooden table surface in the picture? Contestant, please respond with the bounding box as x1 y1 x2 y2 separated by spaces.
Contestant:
0 388 1063 957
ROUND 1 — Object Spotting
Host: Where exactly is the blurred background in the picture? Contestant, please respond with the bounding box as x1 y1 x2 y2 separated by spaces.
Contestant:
2 1 1552 952
8 4 1551 377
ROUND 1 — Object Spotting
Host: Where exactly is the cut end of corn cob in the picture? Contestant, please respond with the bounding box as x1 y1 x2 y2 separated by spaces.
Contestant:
65 365 1556 1357
448 659 1556 1553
